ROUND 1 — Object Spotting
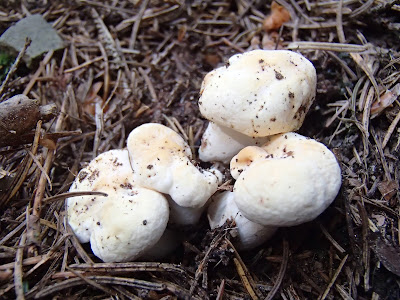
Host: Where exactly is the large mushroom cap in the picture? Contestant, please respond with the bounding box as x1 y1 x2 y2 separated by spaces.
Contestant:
127 123 222 209
232 133 342 226
199 50 316 137
90 187 169 263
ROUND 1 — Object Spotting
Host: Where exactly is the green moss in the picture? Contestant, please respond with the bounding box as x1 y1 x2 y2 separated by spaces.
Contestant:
0 51 13 82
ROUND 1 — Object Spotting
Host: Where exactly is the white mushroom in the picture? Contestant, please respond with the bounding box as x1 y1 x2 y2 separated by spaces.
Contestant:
198 49 317 163
90 187 169 262
208 191 277 250
126 123 222 216
66 149 170 262
67 149 136 242
232 132 342 227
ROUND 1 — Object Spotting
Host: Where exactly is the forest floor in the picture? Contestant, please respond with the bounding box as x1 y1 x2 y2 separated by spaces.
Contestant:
0 0 400 299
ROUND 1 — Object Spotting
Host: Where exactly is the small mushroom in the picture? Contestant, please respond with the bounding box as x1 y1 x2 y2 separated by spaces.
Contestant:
126 123 222 224
66 149 170 262
198 50 317 163
208 191 277 250
232 132 342 227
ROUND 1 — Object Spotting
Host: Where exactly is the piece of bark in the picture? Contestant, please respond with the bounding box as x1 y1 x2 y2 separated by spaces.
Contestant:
0 94 57 147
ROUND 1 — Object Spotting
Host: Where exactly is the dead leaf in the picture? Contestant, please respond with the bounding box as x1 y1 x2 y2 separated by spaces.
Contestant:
369 233 400 277
371 83 400 116
377 180 398 201
263 2 291 32
83 81 104 116
262 31 283 50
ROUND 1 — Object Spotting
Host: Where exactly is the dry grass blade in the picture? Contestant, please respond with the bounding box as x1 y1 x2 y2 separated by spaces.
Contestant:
265 239 289 300
42 191 108 204
287 41 374 53
14 231 26 300
69 261 186 274
35 275 194 299
226 237 261 299
319 223 346 254
318 255 349 300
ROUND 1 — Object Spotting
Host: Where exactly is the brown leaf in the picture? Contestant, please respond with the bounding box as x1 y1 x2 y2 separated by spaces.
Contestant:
263 2 291 32
369 233 400 277
377 180 398 201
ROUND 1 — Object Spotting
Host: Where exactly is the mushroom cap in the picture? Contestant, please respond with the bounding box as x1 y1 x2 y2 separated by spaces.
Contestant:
127 123 222 208
67 149 135 243
199 122 269 164
208 191 277 250
232 133 342 226
198 50 316 137
90 187 169 263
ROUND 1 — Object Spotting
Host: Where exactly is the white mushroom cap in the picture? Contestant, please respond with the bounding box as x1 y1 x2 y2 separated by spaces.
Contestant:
208 191 277 250
126 123 222 208
232 133 342 227
199 122 270 164
199 50 317 137
67 149 135 243
90 187 169 262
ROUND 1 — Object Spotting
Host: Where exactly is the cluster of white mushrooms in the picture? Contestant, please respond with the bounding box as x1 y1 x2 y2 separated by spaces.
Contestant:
66 50 342 262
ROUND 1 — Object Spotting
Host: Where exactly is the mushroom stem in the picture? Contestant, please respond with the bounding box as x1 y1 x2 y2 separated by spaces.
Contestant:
208 191 277 250
199 122 269 164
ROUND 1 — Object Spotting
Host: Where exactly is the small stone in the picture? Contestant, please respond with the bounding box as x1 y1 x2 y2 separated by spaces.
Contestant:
0 14 65 67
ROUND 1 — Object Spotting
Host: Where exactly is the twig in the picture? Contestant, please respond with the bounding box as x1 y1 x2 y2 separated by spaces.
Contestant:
287 41 374 53
225 238 262 299
69 261 186 274
27 90 68 246
265 239 289 300
23 50 54 96
66 223 94 264
382 103 400 148
35 276 196 299
319 223 346 253
14 231 27 300
138 67 158 102
63 56 104 73
233 258 259 300
336 0 346 43
129 0 150 49
318 255 349 300
65 267 116 296
216 279 225 300
42 191 108 204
